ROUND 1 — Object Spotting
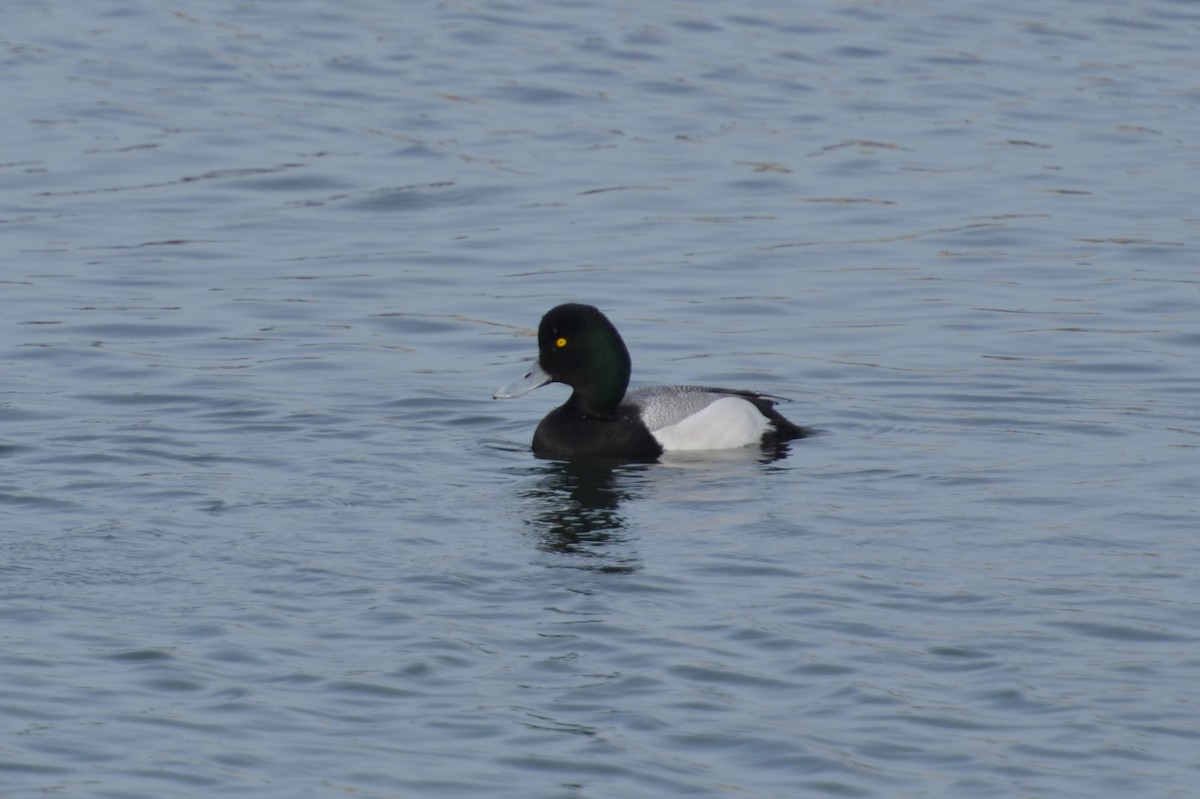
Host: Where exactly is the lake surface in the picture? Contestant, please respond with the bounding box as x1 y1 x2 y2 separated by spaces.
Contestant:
3 0 1198 796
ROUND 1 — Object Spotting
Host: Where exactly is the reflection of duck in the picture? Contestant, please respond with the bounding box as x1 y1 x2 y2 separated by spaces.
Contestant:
495 304 810 461
523 460 644 573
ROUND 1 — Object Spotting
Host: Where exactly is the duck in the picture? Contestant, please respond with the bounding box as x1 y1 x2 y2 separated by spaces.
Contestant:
494 303 809 461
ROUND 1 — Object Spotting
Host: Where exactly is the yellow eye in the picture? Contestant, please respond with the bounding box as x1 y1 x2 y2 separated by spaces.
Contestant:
555 337 567 348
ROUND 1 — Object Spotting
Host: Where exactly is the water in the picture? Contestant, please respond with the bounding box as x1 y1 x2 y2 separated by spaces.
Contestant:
3 0 1199 796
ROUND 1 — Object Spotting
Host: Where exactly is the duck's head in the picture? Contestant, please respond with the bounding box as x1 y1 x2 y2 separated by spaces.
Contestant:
494 303 632 416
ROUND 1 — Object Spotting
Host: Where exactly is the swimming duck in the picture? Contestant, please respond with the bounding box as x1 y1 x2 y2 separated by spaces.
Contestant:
494 303 809 460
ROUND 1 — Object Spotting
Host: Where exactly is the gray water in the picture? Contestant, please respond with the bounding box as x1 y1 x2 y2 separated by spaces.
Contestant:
3 1 1198 796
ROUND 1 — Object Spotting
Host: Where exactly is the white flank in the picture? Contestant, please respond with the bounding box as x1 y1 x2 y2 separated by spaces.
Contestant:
650 396 770 451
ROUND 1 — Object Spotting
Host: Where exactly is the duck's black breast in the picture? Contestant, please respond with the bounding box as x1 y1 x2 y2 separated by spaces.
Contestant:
532 403 663 461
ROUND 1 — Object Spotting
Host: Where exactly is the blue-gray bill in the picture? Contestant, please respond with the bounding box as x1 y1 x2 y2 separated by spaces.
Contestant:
493 361 552 399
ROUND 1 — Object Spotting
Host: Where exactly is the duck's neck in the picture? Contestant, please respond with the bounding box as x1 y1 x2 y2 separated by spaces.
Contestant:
574 337 630 417
569 388 621 418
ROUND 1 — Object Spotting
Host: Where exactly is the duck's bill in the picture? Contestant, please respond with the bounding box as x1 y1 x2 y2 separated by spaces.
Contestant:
493 361 552 399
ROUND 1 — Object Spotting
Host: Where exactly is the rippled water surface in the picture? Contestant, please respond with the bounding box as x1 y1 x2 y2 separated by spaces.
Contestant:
3 1 1199 796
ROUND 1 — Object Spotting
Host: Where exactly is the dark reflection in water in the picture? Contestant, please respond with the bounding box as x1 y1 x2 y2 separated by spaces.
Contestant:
518 438 803 571
756 435 805 464
521 459 650 573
